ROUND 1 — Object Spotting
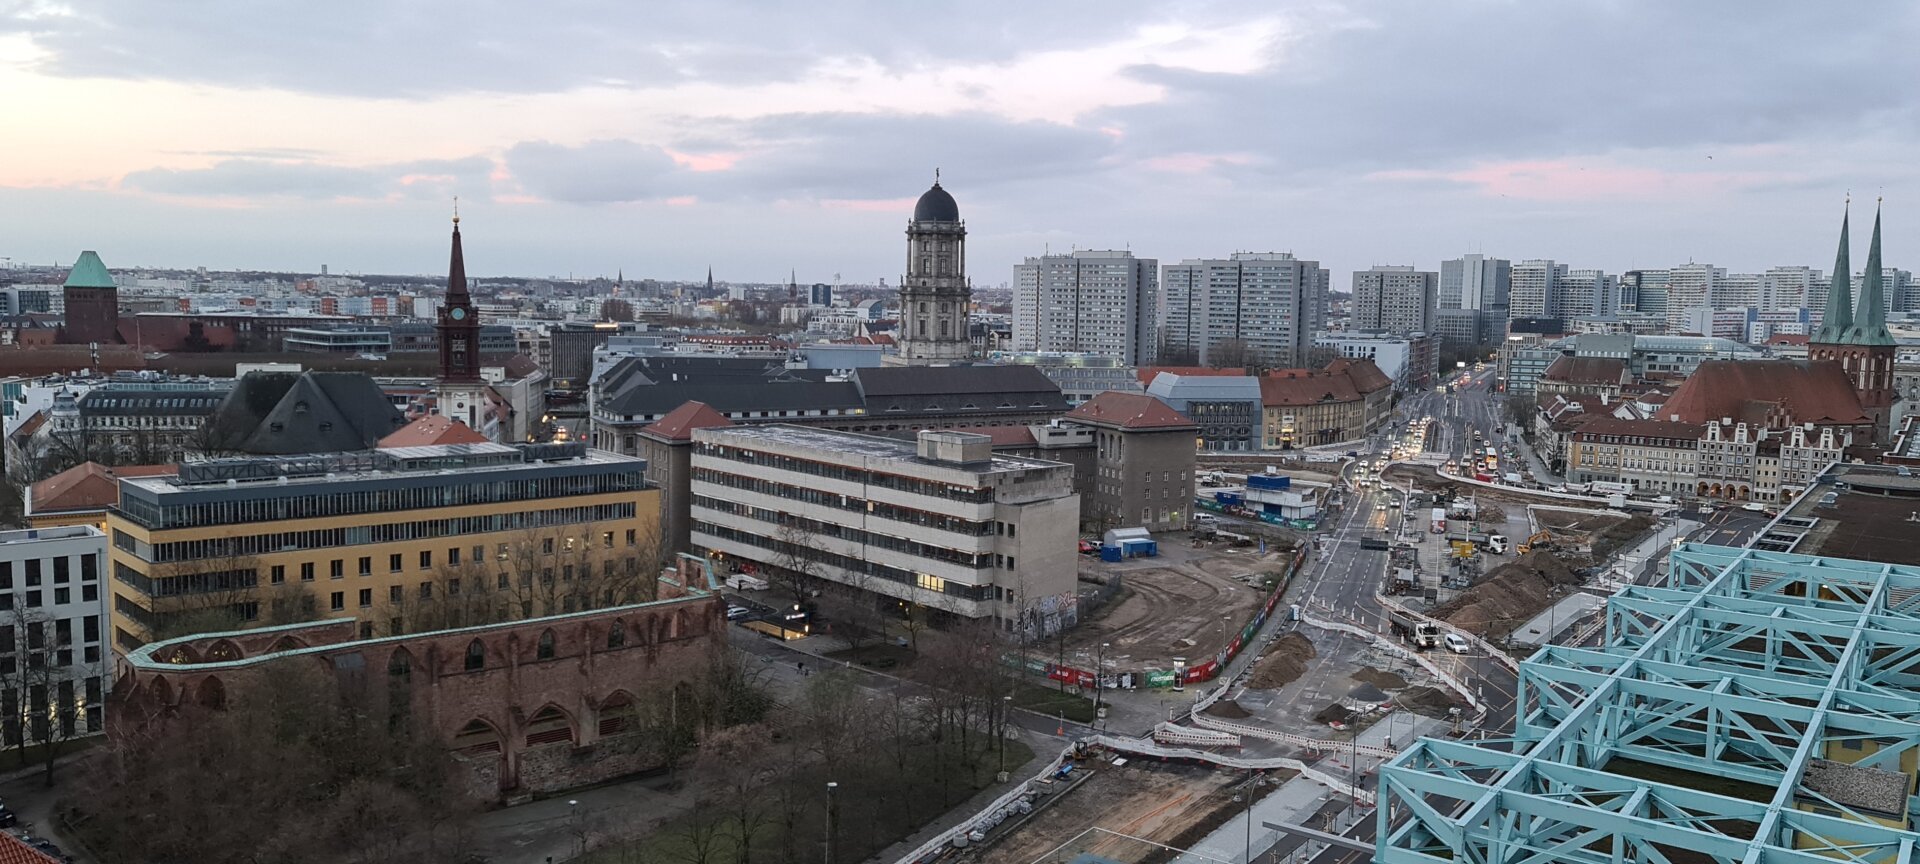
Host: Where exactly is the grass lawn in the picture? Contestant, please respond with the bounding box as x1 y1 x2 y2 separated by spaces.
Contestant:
1011 681 1100 724
581 739 1037 864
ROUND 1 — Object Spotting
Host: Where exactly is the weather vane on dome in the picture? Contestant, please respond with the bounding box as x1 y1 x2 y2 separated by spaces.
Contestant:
935 167 941 185
453 196 460 225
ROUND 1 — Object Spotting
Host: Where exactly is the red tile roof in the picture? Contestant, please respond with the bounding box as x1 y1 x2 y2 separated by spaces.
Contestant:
28 461 176 515
1569 416 1706 442
1259 359 1392 407
1135 365 1245 385
378 415 490 448
1064 392 1197 430
641 400 734 441
1662 360 1869 427
0 834 60 864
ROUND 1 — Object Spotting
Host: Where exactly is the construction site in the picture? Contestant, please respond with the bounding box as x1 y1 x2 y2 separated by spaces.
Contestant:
962 761 1270 864
1060 538 1294 671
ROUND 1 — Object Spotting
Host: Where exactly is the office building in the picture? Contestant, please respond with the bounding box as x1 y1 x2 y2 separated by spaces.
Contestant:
1143 373 1263 452
1061 392 1199 531
690 426 1078 629
1012 251 1159 364
1508 260 1565 319
1621 270 1669 323
1439 254 1510 315
1556 269 1614 319
0 525 111 751
1432 308 1489 346
1313 332 1435 390
1160 253 1329 368
1349 266 1435 335
808 283 833 308
105 442 660 648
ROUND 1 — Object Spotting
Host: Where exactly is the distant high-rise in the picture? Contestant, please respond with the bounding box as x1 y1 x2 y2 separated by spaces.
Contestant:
1508 259 1566 319
1623 270 1669 323
1439 254 1510 315
1557 269 1614 319
1349 265 1435 335
1712 271 1762 310
808 283 834 307
1762 266 1818 310
1665 263 1724 333
1012 250 1159 363
896 176 974 364
1160 253 1328 368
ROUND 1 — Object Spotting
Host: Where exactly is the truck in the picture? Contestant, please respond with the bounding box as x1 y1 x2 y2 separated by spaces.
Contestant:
1503 472 1523 485
1589 481 1633 496
1445 531 1510 554
1607 493 1628 510
1430 508 1448 534
725 573 770 591
1388 609 1442 650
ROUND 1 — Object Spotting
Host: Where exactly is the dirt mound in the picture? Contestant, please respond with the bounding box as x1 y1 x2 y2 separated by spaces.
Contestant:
1430 550 1582 639
1313 703 1355 725
1396 686 1465 718
1352 667 1408 691
1203 699 1252 719
1247 632 1316 690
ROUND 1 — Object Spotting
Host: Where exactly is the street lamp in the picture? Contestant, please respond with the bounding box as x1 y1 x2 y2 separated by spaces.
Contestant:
999 695 1013 775
1093 642 1109 715
824 782 840 864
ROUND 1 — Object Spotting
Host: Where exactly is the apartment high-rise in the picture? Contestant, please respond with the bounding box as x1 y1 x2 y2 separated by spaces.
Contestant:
1159 253 1328 368
1713 272 1762 310
1557 269 1615 319
1012 251 1159 364
1762 266 1818 310
1509 259 1566 319
1665 263 1724 333
1349 265 1436 335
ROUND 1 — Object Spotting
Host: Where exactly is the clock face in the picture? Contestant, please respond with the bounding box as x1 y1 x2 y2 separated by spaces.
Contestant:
450 307 468 321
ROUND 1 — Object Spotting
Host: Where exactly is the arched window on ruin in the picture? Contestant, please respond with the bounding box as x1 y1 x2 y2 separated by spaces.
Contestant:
607 620 627 650
150 677 174 708
536 629 556 661
465 639 486 672
197 676 226 709
524 705 574 747
598 692 638 737
451 719 502 756
268 635 307 654
387 648 414 731
165 645 199 665
206 640 241 663
388 648 413 684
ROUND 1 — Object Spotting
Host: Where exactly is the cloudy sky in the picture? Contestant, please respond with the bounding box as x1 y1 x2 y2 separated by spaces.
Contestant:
1 1 1916 286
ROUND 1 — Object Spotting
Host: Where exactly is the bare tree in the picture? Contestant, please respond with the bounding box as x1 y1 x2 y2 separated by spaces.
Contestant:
700 722 780 864
1209 338 1253 370
772 520 825 606
146 540 270 641
5 604 86 785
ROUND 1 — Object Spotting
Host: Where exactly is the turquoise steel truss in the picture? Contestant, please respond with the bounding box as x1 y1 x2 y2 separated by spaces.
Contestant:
1379 543 1920 864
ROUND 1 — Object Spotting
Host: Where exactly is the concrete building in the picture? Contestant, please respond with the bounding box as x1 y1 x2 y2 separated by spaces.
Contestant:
636 401 734 554
1012 251 1158 364
1160 253 1329 368
1349 266 1435 335
1557 269 1614 319
896 179 974 364
1496 335 1566 396
690 426 1078 631
1664 262 1722 333
283 326 392 355
988 352 1145 405
1439 254 1509 316
1508 259 1565 319
105 442 660 648
1313 332 1435 391
0 524 111 752
1061 392 1199 532
1432 308 1490 346
1565 417 1701 494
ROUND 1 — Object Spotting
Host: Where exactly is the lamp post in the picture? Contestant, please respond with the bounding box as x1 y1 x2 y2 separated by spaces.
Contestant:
824 782 840 864
1093 642 1108 716
999 695 1012 775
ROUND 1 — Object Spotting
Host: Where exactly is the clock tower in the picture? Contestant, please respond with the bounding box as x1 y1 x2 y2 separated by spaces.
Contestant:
436 209 489 436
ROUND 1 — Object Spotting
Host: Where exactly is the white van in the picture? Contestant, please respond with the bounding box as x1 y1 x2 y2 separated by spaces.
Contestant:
1444 633 1471 654
1194 513 1219 527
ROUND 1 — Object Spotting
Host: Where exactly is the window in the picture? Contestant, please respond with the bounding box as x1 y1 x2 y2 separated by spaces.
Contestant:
330 592 344 611
542 538 555 555
472 545 484 564
464 639 485 671
497 573 510 590
389 585 403 603
625 529 636 546
330 560 344 580
358 557 372 577
419 582 432 600
497 544 509 561
358 589 372 608
602 531 614 548
270 565 285 584
449 547 461 566
301 562 315 582
1005 556 1016 572
25 561 39 586
420 551 432 570
53 588 68 605
53 558 69 583
390 554 403 572
83 617 99 643
607 620 626 649
537 629 556 660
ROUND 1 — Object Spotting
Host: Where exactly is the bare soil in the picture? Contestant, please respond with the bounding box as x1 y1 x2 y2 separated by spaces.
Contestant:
1396 685 1466 718
1429 551 1582 639
1351 667 1408 691
1202 700 1253 719
1247 632 1317 690
973 762 1245 864
1064 555 1274 667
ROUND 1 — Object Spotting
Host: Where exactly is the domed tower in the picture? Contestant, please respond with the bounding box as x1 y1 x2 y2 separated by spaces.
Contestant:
896 174 974 364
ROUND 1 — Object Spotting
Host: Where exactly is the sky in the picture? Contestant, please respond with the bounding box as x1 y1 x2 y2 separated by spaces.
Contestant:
1 1 1917 287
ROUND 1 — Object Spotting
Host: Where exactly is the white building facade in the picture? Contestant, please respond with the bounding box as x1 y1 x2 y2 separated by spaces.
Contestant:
1 525 110 752
1012 250 1159 364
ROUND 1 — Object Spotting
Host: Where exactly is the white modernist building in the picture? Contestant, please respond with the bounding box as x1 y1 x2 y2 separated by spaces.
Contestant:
0 525 110 752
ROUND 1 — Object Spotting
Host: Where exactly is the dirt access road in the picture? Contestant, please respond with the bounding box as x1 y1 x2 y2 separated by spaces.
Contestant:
970 762 1247 864
1063 546 1281 670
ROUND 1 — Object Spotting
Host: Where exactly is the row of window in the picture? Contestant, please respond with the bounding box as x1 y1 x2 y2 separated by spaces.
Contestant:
694 445 994 503
119 468 646 530
692 497 993 571
0 554 100 589
116 503 639 563
689 472 993 534
694 520 991 602
1 677 105 745
0 582 98 612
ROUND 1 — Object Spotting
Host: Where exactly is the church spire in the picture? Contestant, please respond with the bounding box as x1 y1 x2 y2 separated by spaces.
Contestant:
1813 200 1852 343
1847 200 1895 346
447 203 469 301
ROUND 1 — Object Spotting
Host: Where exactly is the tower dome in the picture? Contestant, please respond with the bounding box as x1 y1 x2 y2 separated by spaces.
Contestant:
913 180 960 223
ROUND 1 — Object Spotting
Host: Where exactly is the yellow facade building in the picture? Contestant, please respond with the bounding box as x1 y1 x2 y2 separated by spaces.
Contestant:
105 442 660 649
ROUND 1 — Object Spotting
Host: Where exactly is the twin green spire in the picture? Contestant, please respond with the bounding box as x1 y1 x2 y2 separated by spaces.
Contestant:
1814 199 1893 346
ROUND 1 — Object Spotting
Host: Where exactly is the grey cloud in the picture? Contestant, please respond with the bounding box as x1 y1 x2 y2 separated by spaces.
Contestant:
122 156 492 200
503 140 686 203
2 0 1159 98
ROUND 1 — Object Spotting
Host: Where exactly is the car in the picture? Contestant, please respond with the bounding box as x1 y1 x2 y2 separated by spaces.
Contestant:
726 605 752 620
1376 503 1388 511
1444 633 1471 654
1078 539 1100 555
0 806 15 828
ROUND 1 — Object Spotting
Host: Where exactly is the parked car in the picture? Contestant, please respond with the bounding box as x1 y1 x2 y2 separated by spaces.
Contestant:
726 605 752 620
1444 633 1471 654
0 805 16 827
1078 539 1100 555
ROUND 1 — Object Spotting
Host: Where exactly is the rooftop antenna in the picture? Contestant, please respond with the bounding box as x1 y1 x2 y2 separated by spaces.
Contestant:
452 196 460 225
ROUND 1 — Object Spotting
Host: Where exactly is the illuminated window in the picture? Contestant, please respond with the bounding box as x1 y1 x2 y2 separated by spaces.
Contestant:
917 574 945 593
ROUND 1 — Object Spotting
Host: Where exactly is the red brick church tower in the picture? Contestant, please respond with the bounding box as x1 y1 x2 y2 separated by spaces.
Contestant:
1808 200 1898 443
436 205 488 435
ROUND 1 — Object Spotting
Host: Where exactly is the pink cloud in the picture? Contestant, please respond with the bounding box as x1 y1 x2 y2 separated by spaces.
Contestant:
1368 159 1781 201
665 150 738 172
1138 152 1257 174
665 195 698 206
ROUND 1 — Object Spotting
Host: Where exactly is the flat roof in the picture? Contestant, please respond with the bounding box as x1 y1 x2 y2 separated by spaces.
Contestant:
1774 463 1920 567
696 424 1069 475
122 447 643 497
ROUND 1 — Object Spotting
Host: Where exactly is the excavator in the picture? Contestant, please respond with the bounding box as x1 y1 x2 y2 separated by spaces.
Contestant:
1516 531 1556 554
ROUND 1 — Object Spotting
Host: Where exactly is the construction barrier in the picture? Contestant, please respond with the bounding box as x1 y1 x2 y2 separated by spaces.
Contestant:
1188 713 1398 760
1152 722 1241 748
1372 593 1520 674
1298 607 1483 715
1083 735 1376 806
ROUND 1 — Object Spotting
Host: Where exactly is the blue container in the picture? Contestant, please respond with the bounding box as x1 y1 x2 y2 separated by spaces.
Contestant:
1100 545 1123 562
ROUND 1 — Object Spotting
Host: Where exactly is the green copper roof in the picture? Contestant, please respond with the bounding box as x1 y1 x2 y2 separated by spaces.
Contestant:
1813 207 1852 343
61 251 116 289
1845 204 1896 347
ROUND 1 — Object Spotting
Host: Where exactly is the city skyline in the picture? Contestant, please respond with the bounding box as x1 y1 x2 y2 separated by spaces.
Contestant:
1 2 1916 286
